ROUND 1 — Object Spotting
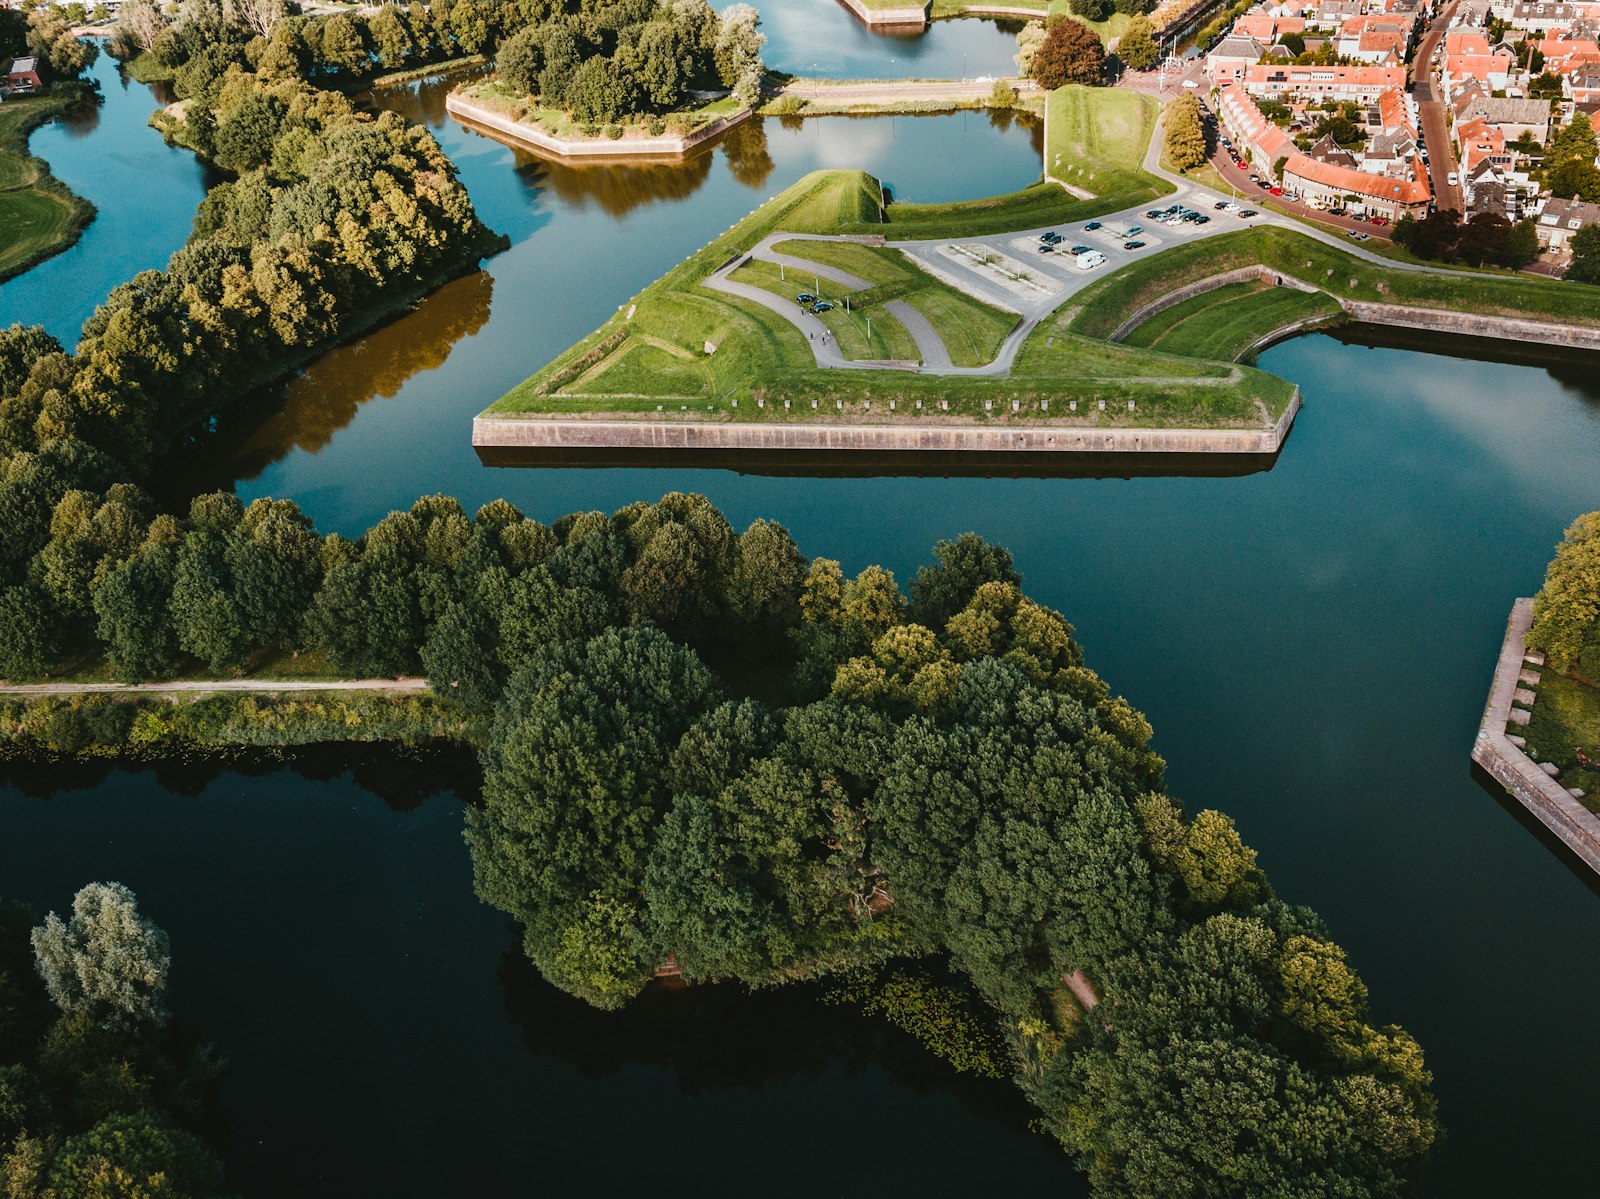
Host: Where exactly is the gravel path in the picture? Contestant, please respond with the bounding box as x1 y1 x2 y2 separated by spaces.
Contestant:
0 678 430 695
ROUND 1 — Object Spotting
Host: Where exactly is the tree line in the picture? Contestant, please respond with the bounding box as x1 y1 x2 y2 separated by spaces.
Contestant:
1 883 228 1198
112 0 767 120
455 511 1442 1192
0 36 500 649
1528 511 1600 679
495 0 765 121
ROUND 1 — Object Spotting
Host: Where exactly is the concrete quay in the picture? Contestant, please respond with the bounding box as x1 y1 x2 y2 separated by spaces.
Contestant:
446 92 752 159
472 388 1299 457
1473 598 1600 876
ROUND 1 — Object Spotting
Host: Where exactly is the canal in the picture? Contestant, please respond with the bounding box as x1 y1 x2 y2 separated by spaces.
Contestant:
2 7 1599 1197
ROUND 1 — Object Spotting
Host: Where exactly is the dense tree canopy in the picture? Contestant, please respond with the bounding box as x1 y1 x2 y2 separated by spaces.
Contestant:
450 502 1441 1192
1032 17 1106 89
0 888 227 1198
1163 92 1207 171
1528 511 1600 675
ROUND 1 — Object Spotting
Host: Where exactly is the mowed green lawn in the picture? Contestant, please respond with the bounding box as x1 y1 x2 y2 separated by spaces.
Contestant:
0 189 78 277
0 92 93 281
493 170 1299 427
1045 85 1165 204
1522 669 1600 813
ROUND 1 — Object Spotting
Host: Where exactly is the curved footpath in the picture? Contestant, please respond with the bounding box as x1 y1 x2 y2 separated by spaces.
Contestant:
704 102 1600 377
1473 598 1600 874
0 678 430 695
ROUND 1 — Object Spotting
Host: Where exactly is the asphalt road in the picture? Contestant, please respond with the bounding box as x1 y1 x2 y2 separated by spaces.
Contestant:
1412 0 1465 212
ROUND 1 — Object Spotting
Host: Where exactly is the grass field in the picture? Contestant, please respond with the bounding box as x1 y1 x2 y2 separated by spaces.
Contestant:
1045 86 1167 205
1062 227 1597 341
0 90 95 283
491 170 1297 429
1522 670 1600 814
1122 282 1343 361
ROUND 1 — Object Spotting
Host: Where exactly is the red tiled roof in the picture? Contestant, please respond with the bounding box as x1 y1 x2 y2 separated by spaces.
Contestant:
1284 152 1432 204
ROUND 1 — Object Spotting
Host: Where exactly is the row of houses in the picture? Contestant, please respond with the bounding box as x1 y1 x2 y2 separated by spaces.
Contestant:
1215 77 1436 218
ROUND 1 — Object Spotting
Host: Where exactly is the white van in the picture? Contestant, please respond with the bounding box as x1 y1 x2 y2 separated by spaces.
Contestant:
1074 250 1107 270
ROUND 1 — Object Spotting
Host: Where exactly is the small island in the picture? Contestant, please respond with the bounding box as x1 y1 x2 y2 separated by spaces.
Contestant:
447 0 766 158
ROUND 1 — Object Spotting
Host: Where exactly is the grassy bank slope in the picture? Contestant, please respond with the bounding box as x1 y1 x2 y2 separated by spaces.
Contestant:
0 89 96 283
825 85 1170 241
1062 227 1597 341
1045 85 1165 204
1123 282 1344 361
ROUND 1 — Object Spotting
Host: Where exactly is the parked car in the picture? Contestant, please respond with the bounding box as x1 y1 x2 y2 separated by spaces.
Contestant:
1037 243 1054 253
1084 221 1102 231
1040 231 1063 244
1193 214 1210 224
1146 210 1166 219
1069 245 1093 255
1239 209 1258 218
1123 240 1146 250
1447 172 1459 186
811 301 834 313
1214 200 1229 210
1223 202 1242 213
1269 186 1283 195
1371 215 1388 226
1124 225 1143 235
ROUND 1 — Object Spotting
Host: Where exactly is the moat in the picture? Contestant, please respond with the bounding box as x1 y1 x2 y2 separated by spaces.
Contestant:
2 10 1598 1196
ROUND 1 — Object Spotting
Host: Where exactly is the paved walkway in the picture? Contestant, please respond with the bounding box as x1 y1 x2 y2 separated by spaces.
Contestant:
701 93 1488 378
0 678 430 695
886 300 952 368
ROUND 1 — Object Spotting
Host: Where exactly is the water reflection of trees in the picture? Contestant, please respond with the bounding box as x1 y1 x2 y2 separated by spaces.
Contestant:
165 269 494 491
0 745 477 812
518 144 719 218
493 946 1049 1136
721 119 776 190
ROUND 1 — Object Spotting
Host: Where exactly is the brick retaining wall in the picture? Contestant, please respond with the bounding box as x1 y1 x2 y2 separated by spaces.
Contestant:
836 0 930 27
1342 302 1600 351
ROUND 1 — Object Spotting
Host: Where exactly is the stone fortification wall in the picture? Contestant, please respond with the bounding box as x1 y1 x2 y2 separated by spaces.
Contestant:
474 389 1300 456
1472 598 1600 876
446 92 752 159
836 0 931 27
1341 302 1600 352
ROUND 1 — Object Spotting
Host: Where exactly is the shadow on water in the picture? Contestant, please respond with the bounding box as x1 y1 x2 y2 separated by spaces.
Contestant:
474 442 1286 479
0 743 478 812
1470 761 1600 902
149 270 496 503
1332 322 1600 390
495 945 1054 1137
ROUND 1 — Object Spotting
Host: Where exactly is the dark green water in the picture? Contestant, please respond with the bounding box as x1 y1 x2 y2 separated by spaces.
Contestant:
4 18 1600 1198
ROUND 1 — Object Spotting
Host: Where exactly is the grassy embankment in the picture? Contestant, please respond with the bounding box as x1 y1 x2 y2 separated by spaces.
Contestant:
1523 672 1600 813
490 165 1296 427
1057 226 1600 347
818 84 1170 243
0 89 96 283
1120 279 1343 361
